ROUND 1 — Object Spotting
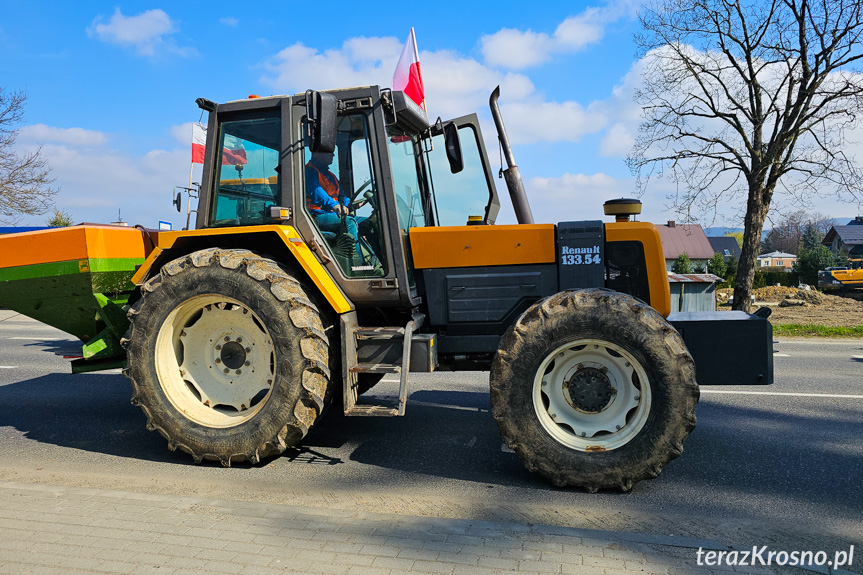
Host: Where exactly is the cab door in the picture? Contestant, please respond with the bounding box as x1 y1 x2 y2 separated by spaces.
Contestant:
420 114 501 227
290 88 414 307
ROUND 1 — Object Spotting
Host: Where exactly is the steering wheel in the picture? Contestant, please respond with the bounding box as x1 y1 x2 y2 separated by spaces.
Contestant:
349 178 373 212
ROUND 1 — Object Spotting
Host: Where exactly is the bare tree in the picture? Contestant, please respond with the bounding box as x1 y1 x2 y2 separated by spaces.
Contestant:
0 87 57 224
629 0 863 311
761 209 835 253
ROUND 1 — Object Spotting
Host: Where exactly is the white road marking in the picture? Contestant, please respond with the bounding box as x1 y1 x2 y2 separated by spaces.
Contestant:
0 366 17 369
852 355 863 360
701 390 863 399
8 337 62 341
407 399 488 412
776 338 863 345
773 353 791 357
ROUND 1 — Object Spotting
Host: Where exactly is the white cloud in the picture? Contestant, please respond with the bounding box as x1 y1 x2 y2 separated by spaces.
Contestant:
18 124 107 147
260 37 607 144
14 126 198 228
480 29 556 70
171 122 197 147
509 172 629 224
502 101 607 145
600 123 635 157
262 37 402 93
480 2 635 70
220 17 239 27
88 9 194 58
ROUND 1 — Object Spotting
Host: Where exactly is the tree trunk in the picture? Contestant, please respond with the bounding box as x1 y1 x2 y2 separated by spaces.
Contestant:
733 187 771 313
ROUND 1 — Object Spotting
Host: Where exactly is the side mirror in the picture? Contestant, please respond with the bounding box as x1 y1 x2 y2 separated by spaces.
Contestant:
444 122 463 174
174 192 182 212
306 90 338 153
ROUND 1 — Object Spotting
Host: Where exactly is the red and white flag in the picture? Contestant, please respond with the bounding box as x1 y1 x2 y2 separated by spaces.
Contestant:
221 134 247 166
191 124 247 165
392 28 424 107
192 123 206 164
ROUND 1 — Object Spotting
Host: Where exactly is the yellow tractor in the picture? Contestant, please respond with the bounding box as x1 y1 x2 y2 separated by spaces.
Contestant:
0 86 773 491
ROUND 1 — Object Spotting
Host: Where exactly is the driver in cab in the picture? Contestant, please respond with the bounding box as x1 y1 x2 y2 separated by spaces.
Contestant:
305 151 359 241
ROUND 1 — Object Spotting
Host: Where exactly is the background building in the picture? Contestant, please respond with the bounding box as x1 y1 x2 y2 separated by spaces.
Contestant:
757 251 797 269
823 216 863 258
657 221 716 271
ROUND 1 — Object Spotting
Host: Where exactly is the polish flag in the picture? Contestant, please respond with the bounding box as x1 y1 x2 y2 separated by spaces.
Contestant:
392 28 424 107
192 123 206 164
191 124 247 165
221 134 247 166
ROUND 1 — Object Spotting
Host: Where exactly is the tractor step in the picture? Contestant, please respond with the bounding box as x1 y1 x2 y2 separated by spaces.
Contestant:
350 364 401 374
344 402 401 417
354 327 405 340
340 312 429 417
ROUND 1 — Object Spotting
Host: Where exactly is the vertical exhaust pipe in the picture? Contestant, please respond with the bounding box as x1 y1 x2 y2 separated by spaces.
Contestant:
489 86 535 225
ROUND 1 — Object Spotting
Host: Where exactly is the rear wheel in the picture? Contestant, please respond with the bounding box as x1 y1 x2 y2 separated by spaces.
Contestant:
123 248 333 465
490 289 698 491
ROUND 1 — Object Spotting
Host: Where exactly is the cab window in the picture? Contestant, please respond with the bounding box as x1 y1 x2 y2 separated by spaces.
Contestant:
387 133 426 232
303 114 387 278
210 117 280 226
424 124 494 226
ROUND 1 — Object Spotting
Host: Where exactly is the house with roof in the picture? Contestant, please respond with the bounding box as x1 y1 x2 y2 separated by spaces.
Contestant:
822 216 863 257
657 221 716 271
757 251 797 270
707 236 741 262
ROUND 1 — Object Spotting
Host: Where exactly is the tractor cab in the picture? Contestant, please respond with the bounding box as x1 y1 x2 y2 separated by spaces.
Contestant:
194 86 500 309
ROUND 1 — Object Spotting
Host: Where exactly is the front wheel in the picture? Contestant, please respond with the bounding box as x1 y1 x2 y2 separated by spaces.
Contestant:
123 248 333 466
490 289 698 491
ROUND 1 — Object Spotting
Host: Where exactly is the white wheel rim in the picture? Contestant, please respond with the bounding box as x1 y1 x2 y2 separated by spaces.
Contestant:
533 339 651 451
155 295 275 428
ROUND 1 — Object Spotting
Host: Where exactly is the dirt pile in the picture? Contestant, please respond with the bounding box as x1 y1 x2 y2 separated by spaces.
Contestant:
716 286 863 327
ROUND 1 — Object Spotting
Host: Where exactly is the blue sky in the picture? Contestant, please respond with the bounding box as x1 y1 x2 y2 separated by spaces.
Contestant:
3 1 861 229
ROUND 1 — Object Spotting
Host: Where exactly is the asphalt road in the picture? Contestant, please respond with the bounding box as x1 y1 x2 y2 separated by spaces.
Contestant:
0 309 861 557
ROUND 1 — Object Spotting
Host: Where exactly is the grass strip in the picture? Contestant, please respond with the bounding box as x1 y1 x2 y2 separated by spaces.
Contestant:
773 323 863 337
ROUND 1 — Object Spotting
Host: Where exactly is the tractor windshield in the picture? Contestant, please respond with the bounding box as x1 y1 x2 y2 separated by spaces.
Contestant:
387 133 427 232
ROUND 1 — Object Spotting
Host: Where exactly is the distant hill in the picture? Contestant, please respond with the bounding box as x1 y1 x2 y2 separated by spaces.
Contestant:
704 218 857 239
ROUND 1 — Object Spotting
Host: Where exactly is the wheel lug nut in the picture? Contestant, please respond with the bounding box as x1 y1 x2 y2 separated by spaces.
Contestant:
616 425 621 430
224 336 230 342
245 347 251 353
237 337 243 343
215 344 222 351
236 370 242 375
634 395 640 401
244 361 251 367
215 358 221 364
223 368 229 374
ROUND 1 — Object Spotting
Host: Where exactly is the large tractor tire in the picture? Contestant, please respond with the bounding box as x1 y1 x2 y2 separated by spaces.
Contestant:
123 248 333 466
490 288 698 492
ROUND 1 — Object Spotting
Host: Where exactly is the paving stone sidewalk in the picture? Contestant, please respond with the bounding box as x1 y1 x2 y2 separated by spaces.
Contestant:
0 480 822 575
